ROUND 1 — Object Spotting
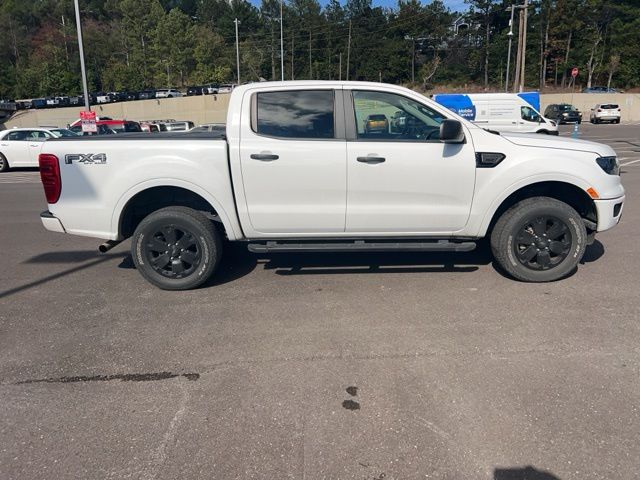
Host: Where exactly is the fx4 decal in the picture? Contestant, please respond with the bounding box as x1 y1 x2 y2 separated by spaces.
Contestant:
65 153 107 165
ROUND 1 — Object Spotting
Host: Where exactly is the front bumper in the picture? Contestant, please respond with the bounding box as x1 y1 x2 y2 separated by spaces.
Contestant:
40 210 66 233
595 196 625 232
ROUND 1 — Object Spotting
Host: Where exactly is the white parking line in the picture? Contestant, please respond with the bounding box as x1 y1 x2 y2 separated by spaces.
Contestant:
621 159 640 167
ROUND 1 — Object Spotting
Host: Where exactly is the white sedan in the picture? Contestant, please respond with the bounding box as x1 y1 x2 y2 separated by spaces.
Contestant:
0 127 78 172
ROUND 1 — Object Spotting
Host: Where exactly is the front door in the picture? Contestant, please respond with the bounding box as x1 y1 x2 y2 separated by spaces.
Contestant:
345 90 476 234
239 88 347 235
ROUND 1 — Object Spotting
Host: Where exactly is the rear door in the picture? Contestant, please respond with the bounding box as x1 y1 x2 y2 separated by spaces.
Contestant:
344 89 476 234
238 88 347 235
27 130 52 166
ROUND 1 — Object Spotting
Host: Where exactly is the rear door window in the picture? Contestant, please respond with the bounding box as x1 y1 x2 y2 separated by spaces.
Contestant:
255 90 335 139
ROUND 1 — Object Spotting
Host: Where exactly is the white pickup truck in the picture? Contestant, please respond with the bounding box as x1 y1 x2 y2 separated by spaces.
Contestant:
38 81 625 289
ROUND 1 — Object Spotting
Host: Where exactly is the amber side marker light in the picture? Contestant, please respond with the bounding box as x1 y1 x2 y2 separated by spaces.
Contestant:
586 187 600 199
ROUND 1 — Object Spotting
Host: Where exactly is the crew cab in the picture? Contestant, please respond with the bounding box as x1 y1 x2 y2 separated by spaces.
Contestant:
37 81 625 289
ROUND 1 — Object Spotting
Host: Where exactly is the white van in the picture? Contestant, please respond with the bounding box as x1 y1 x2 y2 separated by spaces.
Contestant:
433 93 558 135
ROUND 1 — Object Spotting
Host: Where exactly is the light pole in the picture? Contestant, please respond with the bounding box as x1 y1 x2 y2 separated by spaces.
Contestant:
505 5 515 93
519 0 529 93
73 0 90 111
280 0 284 81
234 18 240 83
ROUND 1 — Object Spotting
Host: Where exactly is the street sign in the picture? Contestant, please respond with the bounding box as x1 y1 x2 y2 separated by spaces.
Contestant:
571 67 579 78
80 110 97 133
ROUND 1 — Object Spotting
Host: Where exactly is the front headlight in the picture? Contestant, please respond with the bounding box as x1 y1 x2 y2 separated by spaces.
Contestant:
596 156 620 175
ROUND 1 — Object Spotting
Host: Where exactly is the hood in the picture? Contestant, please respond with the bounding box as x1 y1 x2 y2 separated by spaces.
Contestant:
501 133 616 157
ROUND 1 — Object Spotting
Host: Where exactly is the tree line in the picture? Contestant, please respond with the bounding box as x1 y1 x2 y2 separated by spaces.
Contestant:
0 0 638 100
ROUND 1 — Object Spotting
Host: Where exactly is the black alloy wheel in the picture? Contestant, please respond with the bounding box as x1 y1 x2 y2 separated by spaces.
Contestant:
143 225 202 279
513 216 572 271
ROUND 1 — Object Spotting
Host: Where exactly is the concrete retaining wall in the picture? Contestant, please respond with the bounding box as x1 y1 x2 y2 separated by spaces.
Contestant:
3 91 640 130
2 94 230 130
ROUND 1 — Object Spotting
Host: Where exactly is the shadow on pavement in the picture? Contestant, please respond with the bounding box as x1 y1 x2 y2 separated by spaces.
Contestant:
494 466 561 480
2 251 123 300
258 241 493 276
581 239 605 263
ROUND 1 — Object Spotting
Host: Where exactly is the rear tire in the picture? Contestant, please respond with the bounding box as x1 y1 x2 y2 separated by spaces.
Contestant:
131 206 222 290
490 197 587 282
0 153 9 172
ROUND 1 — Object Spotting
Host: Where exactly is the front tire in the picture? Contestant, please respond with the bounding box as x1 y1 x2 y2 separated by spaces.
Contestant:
0 153 9 172
490 197 587 282
131 206 222 290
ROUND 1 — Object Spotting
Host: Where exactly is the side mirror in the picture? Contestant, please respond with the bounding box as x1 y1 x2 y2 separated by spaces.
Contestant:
439 119 465 144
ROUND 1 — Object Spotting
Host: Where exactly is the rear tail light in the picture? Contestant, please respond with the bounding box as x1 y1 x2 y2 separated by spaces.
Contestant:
39 153 61 203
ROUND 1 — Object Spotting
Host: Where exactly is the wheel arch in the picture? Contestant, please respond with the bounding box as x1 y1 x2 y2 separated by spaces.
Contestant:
482 180 597 237
114 181 241 241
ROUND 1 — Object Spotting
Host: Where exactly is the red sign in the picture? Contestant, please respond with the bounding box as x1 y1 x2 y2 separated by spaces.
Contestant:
80 110 97 133
571 67 579 78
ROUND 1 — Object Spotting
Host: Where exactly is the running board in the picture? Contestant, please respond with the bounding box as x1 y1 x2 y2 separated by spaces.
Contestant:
247 240 476 253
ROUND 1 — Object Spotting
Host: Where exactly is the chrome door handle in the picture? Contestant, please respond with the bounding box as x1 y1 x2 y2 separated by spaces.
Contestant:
250 153 279 161
357 156 385 164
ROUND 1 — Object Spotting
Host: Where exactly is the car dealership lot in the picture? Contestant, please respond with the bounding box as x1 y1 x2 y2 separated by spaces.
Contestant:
0 124 638 479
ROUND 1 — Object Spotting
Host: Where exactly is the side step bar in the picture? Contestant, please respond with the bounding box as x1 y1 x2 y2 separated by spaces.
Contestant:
247 240 476 254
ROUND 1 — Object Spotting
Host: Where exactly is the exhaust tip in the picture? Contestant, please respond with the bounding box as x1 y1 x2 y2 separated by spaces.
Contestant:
98 240 121 253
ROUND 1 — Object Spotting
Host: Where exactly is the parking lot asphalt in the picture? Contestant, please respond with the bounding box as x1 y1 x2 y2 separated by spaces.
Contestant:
0 124 638 480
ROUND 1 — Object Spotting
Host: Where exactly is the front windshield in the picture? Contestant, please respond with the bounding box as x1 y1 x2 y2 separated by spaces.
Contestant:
559 105 577 112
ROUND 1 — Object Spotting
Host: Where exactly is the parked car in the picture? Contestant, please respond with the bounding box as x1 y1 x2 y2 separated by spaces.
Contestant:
582 86 622 93
202 83 220 94
138 90 157 100
187 86 204 96
217 84 235 93
590 103 621 124
544 104 582 124
164 121 195 131
364 114 389 135
45 97 60 108
38 81 625 289
0 127 78 171
15 99 33 110
95 92 114 104
31 98 47 109
140 122 167 133
156 89 183 98
124 91 140 101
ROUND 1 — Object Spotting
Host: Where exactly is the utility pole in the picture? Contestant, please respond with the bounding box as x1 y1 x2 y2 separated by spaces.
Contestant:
291 35 294 80
346 20 352 81
513 4 524 92
339 53 342 81
519 0 529 92
505 5 515 93
234 18 240 84
280 0 284 81
73 0 90 111
412 38 415 83
309 31 312 79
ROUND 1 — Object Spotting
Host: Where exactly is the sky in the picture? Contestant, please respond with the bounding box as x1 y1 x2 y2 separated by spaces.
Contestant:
247 0 469 13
